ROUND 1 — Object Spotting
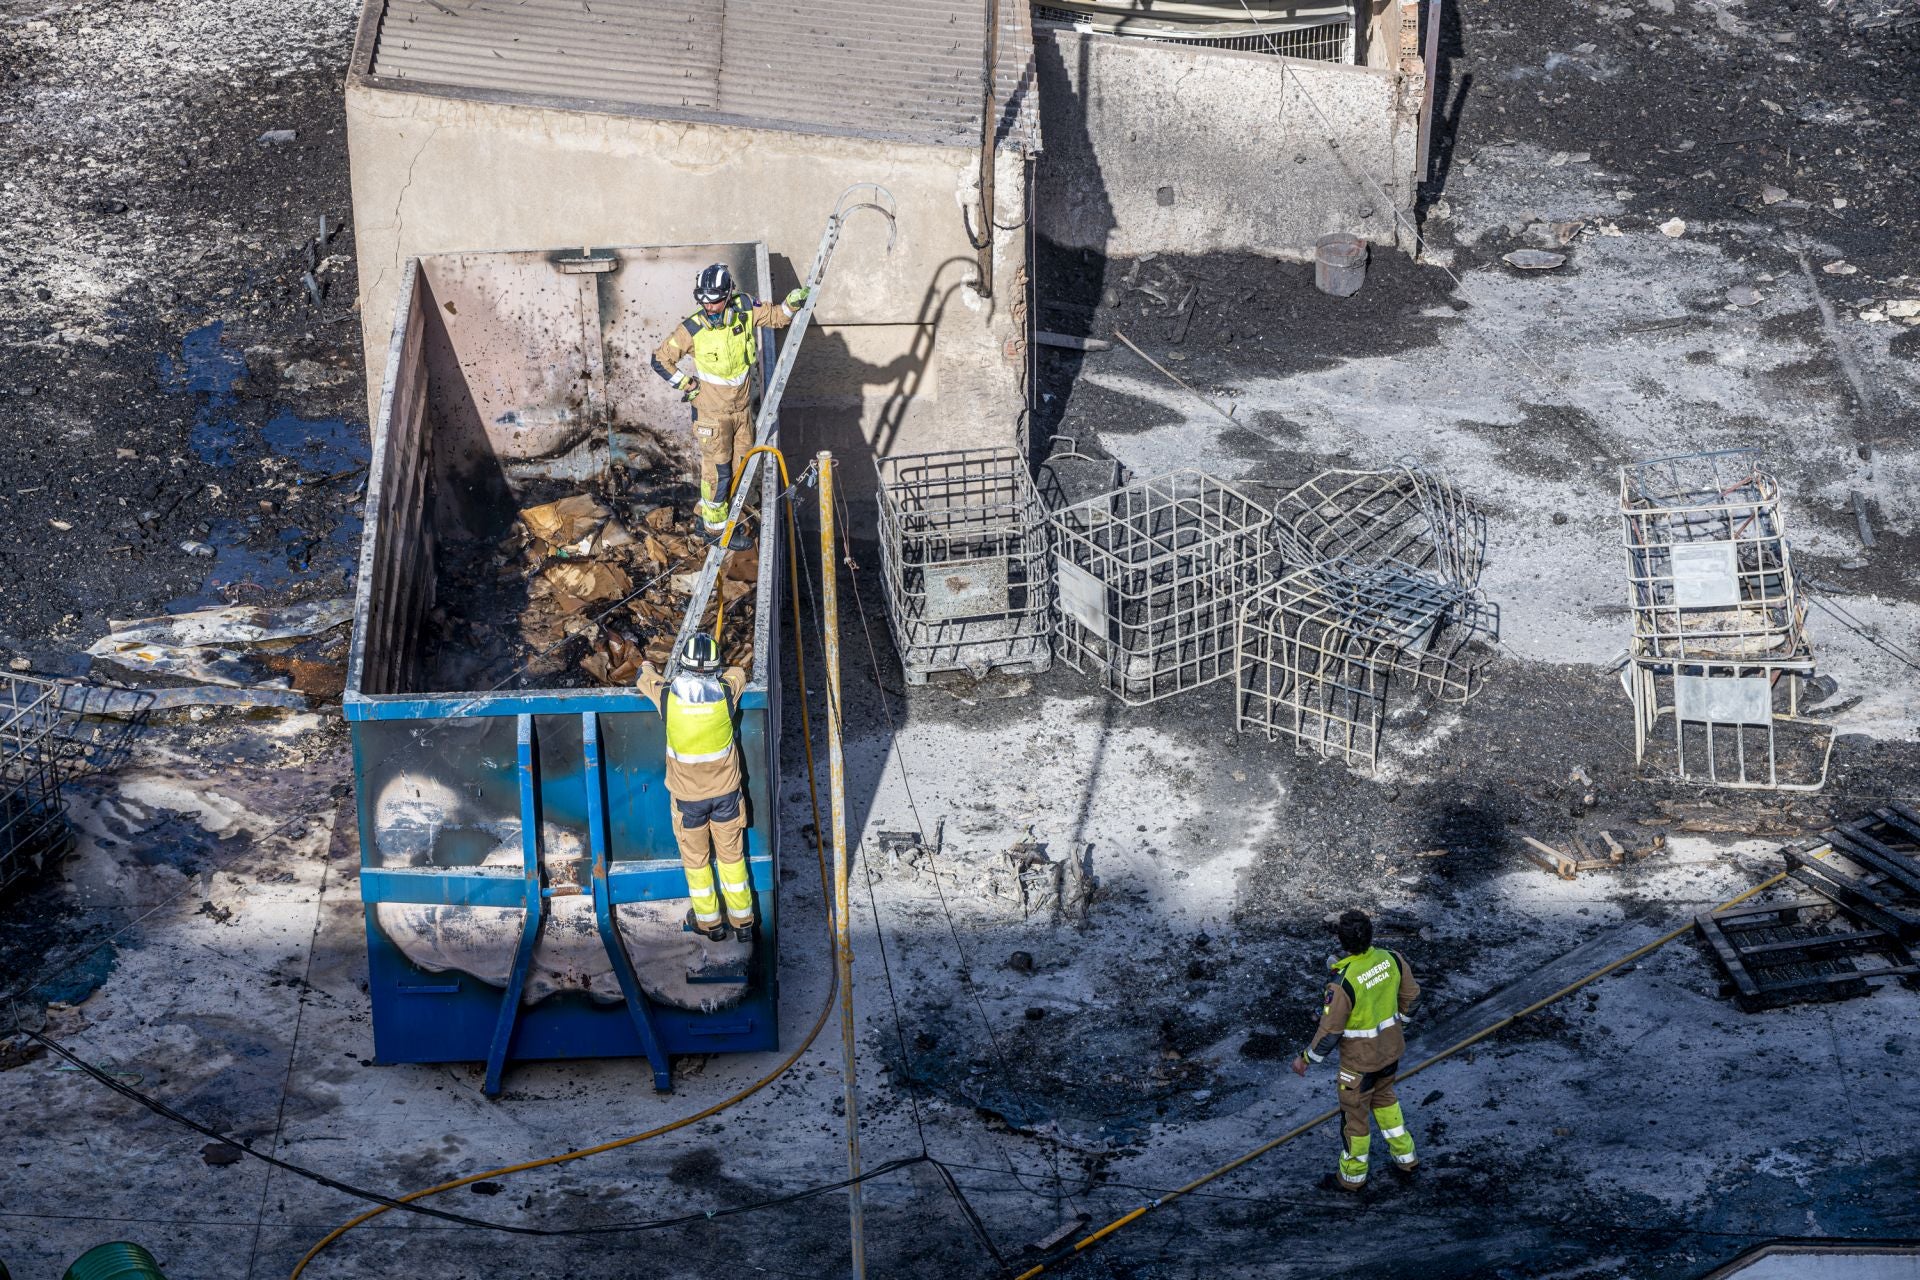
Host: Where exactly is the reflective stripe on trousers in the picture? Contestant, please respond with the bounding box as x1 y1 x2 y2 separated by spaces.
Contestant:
685 861 722 926
1375 1102 1416 1164
1339 1135 1370 1184
716 856 752 923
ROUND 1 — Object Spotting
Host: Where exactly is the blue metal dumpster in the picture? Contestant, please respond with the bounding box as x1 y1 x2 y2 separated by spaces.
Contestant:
344 243 783 1094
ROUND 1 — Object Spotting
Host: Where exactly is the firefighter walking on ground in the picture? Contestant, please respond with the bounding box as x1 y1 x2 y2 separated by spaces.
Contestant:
650 262 809 545
1292 909 1422 1191
637 634 755 942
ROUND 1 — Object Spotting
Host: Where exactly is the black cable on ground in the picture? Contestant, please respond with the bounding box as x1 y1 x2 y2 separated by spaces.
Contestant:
926 1158 1013 1272
26 1025 936 1239
1806 590 1920 675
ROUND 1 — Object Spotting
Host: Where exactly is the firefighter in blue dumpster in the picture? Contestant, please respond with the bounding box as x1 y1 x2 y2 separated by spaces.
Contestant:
637 633 755 942
650 262 809 546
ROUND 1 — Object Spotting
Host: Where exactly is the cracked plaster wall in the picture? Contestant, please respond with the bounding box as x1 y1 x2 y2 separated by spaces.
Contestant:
1035 29 1419 260
345 86 1028 485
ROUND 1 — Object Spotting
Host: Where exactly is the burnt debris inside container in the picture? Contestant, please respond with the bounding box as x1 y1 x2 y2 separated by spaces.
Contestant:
423 475 759 692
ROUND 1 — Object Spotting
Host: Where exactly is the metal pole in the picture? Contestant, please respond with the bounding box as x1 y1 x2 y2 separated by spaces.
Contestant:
975 0 1000 298
818 450 866 1279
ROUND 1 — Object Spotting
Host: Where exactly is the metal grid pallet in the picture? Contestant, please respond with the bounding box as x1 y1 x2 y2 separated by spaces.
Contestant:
1049 469 1273 705
1786 805 1920 940
1 675 73 898
1623 659 1834 792
1694 898 1920 1012
1235 561 1497 771
875 448 1051 685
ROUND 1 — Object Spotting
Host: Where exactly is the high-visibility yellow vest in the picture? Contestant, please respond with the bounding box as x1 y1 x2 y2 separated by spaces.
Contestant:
687 302 756 387
664 674 736 764
1331 947 1401 1038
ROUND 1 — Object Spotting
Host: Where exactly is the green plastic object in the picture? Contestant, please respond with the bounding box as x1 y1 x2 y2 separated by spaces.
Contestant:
63 1243 167 1280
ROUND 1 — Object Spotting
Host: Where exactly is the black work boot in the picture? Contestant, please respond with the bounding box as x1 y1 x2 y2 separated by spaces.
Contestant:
1317 1173 1366 1196
732 921 755 945
685 908 729 942
1389 1158 1420 1181
703 524 754 552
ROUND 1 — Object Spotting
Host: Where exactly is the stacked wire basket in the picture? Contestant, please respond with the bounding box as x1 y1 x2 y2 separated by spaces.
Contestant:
1 674 73 897
873 445 1497 773
1618 448 1829 790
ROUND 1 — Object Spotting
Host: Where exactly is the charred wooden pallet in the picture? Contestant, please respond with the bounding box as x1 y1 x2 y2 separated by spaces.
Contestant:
1519 829 1664 880
1786 805 1920 941
1694 898 1920 1012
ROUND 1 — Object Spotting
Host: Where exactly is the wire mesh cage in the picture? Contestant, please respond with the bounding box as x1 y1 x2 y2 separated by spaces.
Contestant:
1 675 74 897
1619 448 1807 661
1035 436 1131 517
1618 448 1826 791
1236 562 1499 771
1269 463 1487 589
875 448 1052 685
1049 470 1273 704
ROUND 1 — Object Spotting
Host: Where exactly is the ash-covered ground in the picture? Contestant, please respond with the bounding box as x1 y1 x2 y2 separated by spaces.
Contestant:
4 1 1920 1278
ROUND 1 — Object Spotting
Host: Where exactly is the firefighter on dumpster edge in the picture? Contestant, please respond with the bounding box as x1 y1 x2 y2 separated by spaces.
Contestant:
650 262 809 546
637 633 755 942
1292 908 1422 1192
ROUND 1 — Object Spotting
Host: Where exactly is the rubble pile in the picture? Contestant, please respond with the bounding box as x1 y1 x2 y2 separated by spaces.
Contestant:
426 488 758 691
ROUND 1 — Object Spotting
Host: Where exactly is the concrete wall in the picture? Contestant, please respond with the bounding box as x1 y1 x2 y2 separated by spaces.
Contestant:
1034 29 1420 260
344 84 1030 494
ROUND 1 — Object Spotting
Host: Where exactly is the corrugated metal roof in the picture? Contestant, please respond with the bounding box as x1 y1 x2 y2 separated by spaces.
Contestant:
363 0 1037 148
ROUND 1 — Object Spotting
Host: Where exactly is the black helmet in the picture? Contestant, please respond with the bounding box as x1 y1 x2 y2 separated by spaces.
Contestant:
1335 909 1373 956
694 263 734 305
679 632 722 673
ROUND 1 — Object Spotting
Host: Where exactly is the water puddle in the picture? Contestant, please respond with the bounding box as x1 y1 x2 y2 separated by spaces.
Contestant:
155 324 371 609
262 408 368 477
158 321 248 468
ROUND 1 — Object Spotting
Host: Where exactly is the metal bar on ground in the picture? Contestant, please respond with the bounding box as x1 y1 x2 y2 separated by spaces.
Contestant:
1112 329 1238 424
819 450 866 1279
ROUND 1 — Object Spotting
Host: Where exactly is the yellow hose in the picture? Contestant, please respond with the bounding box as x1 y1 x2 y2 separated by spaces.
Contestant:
292 447 826 1278
1013 867 1799 1280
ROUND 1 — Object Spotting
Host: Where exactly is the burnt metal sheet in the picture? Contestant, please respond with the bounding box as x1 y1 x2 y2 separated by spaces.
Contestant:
1670 540 1741 609
372 0 725 111
1675 672 1772 726
366 0 1038 148
1055 557 1106 636
923 560 1012 621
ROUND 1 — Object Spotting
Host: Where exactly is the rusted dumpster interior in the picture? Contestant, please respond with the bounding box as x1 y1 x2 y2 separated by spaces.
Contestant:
358 242 774 698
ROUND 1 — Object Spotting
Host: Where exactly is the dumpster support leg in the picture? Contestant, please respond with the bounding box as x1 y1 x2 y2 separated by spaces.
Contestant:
484 715 546 1097
583 712 674 1091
